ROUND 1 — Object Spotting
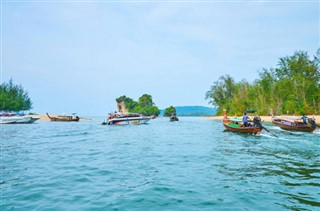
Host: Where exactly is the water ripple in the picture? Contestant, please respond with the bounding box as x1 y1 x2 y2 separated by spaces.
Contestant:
1 117 319 210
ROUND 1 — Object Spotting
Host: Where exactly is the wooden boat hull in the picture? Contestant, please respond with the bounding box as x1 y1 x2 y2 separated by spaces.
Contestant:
49 117 79 122
47 113 80 122
223 123 262 134
272 117 316 132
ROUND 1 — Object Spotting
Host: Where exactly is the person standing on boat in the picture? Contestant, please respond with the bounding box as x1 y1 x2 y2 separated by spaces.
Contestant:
243 112 250 127
301 114 308 124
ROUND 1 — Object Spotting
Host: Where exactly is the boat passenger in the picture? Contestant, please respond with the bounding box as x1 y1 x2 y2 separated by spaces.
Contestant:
301 114 308 124
243 112 250 127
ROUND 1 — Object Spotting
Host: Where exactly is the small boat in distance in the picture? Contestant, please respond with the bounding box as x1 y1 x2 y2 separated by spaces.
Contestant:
272 116 317 132
222 110 264 134
102 112 151 125
46 113 80 122
170 113 179 122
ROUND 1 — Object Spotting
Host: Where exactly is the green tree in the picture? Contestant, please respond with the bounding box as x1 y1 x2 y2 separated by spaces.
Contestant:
0 79 33 111
274 51 320 114
139 94 153 107
205 75 236 115
116 95 138 111
206 50 320 115
115 94 160 116
164 106 176 117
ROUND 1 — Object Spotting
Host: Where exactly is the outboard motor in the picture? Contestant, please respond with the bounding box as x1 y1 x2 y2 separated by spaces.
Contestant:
308 118 317 129
253 116 262 128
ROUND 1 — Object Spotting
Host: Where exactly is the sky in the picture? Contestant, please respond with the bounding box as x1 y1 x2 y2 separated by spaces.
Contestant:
1 0 319 116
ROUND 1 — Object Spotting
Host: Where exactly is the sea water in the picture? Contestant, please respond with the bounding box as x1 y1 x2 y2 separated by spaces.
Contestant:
1 117 319 210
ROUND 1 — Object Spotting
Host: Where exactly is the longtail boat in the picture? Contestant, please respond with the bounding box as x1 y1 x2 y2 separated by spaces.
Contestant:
46 113 80 122
222 118 263 134
272 116 317 132
222 110 264 134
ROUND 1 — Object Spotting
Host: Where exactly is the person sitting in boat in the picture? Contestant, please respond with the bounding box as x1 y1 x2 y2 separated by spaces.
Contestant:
242 112 251 127
301 114 308 124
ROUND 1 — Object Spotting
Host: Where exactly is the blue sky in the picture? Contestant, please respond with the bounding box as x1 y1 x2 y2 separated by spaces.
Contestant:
1 1 319 116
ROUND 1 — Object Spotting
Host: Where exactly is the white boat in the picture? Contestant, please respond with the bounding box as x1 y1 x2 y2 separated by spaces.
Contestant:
102 112 151 125
0 115 40 124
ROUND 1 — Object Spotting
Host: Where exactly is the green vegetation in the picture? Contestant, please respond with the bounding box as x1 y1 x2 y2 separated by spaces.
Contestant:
0 79 32 112
163 106 176 117
206 50 320 115
116 94 160 116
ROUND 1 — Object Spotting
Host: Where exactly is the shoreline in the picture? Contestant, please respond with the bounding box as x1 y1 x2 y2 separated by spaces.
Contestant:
30 114 92 121
31 113 320 124
204 115 320 124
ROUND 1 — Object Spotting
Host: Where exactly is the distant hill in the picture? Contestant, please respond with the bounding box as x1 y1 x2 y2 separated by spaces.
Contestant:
160 106 216 116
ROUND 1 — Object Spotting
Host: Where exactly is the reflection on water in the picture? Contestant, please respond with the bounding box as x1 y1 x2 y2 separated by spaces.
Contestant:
1 117 320 210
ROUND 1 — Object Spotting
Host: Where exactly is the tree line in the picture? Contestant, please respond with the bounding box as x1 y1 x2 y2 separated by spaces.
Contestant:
0 79 32 112
116 94 160 116
206 50 320 116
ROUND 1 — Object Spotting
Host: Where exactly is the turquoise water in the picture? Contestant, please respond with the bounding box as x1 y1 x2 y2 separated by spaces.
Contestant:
1 117 319 210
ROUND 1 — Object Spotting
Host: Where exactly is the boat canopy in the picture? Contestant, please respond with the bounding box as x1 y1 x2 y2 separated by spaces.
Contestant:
246 110 257 113
281 116 300 120
275 116 300 122
229 118 243 122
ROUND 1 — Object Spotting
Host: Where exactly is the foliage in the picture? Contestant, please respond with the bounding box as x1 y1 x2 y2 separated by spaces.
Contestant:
116 94 160 116
206 50 320 115
0 79 32 112
163 106 176 117
139 94 153 107
116 95 138 111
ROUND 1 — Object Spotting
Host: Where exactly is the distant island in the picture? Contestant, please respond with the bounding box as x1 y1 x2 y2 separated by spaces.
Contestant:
160 106 216 116
116 94 160 116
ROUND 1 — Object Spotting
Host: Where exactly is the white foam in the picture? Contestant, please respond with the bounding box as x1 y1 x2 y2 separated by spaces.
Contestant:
257 132 290 141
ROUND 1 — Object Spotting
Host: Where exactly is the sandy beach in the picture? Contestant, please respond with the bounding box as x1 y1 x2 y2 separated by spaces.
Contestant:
204 115 320 124
31 114 92 121
32 113 320 124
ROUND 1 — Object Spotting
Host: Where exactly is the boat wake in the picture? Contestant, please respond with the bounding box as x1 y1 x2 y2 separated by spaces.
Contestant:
257 132 291 141
312 130 320 135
